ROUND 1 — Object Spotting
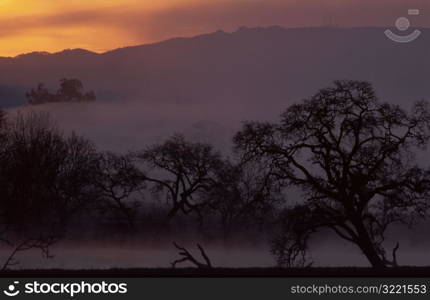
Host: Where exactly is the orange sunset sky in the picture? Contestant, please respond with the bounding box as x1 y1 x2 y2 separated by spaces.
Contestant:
0 0 428 57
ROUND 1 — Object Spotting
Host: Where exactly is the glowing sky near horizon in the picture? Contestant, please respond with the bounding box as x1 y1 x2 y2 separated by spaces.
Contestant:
0 0 429 57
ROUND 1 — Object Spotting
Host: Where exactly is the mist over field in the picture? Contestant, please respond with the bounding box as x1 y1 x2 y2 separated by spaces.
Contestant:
1 224 429 269
2 27 430 270
7 102 237 153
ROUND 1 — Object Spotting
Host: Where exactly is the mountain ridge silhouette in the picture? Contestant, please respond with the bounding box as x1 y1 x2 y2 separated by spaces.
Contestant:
2 25 429 59
0 26 429 114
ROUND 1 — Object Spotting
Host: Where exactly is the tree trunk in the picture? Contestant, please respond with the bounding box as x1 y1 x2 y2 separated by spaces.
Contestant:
114 198 135 228
165 193 190 224
353 219 386 268
358 242 386 268
164 202 183 225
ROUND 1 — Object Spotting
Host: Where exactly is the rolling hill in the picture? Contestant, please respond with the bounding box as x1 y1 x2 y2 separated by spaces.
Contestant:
1 26 429 119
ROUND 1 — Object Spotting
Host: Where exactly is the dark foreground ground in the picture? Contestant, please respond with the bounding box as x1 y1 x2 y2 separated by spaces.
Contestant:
2 268 430 278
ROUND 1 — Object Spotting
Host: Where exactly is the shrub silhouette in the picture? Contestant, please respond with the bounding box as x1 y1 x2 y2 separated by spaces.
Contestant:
27 78 96 105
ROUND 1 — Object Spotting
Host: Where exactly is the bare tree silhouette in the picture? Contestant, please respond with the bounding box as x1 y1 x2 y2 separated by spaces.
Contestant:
1 235 57 271
138 134 223 223
204 159 281 233
0 112 98 269
235 80 430 268
0 109 6 150
271 206 315 268
171 242 213 269
94 152 144 227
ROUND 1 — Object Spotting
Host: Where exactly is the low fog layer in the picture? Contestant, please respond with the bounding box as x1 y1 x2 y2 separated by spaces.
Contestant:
2 27 430 269
6 98 430 269
3 226 430 269
7 101 240 154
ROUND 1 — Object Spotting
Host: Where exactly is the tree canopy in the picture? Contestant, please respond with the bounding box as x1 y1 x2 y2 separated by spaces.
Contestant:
138 134 224 223
235 80 430 267
27 78 96 105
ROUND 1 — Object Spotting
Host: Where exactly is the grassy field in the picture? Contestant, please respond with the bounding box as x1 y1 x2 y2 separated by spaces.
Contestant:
2 267 430 278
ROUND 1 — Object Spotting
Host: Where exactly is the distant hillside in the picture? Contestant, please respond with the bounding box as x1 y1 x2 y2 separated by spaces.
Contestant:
1 27 430 119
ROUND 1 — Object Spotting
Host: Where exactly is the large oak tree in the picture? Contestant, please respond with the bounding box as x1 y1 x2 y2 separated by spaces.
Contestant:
234 81 430 268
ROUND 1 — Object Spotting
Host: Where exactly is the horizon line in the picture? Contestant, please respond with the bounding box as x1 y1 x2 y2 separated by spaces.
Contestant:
2 25 429 59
